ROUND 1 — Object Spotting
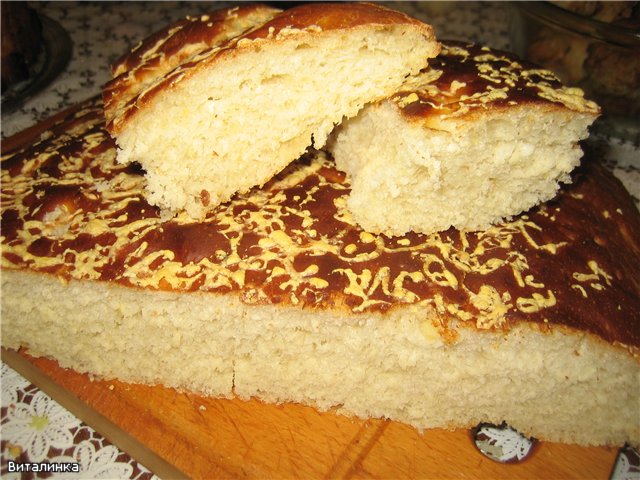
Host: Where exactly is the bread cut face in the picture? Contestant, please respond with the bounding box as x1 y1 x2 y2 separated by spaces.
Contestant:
103 3 440 219
328 41 600 236
2 98 639 447
4 269 638 448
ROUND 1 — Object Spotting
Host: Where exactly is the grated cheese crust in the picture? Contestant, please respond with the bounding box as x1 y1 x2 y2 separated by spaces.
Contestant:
1 98 639 349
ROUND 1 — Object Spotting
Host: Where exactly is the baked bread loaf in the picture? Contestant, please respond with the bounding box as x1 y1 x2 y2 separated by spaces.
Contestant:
328 41 600 236
2 97 639 447
102 2 440 219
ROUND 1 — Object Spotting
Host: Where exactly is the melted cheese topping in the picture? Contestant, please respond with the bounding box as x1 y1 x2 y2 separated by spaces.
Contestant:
392 41 600 121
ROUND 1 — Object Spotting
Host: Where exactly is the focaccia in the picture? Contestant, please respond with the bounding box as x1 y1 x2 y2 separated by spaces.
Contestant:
2 97 638 447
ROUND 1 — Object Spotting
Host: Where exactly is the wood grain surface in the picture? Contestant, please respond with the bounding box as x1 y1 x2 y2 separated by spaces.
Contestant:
2 348 619 480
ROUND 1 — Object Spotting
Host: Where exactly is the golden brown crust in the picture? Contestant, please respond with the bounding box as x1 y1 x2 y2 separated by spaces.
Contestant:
391 41 600 126
103 2 438 135
2 97 639 348
109 5 278 78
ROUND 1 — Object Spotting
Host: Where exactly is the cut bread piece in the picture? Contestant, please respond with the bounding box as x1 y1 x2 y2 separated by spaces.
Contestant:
103 2 440 219
2 98 639 447
328 41 600 236
4 268 639 448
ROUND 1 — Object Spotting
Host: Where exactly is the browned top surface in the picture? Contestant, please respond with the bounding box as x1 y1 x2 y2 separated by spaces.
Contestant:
103 2 437 135
392 41 600 123
2 98 639 348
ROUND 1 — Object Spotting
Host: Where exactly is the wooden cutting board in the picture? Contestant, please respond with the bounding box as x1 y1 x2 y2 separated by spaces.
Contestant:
2 348 620 479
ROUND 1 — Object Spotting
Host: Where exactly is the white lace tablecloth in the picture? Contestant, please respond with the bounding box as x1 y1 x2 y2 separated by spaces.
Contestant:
1 2 638 478
1 364 158 479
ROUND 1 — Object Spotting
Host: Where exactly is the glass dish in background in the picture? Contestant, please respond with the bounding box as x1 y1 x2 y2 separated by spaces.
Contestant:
509 1 640 143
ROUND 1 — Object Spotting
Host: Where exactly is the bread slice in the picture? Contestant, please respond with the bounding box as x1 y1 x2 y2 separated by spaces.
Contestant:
2 97 639 447
327 41 600 236
102 3 440 219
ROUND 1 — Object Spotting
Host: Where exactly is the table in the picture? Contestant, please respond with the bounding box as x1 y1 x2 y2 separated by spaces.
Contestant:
1 2 639 478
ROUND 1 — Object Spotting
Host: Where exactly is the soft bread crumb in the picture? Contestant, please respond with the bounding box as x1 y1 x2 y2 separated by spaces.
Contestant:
2 269 638 447
329 102 596 235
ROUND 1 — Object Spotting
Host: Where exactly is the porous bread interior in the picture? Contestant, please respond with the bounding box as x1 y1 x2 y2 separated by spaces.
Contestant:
2 269 638 447
2 270 236 396
328 101 595 236
114 25 436 219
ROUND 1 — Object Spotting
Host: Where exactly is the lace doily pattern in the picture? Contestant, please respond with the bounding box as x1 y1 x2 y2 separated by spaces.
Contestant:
1 364 157 480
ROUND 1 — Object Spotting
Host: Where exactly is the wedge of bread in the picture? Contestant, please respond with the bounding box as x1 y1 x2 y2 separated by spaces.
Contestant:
2 98 638 447
328 41 600 236
103 2 440 219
